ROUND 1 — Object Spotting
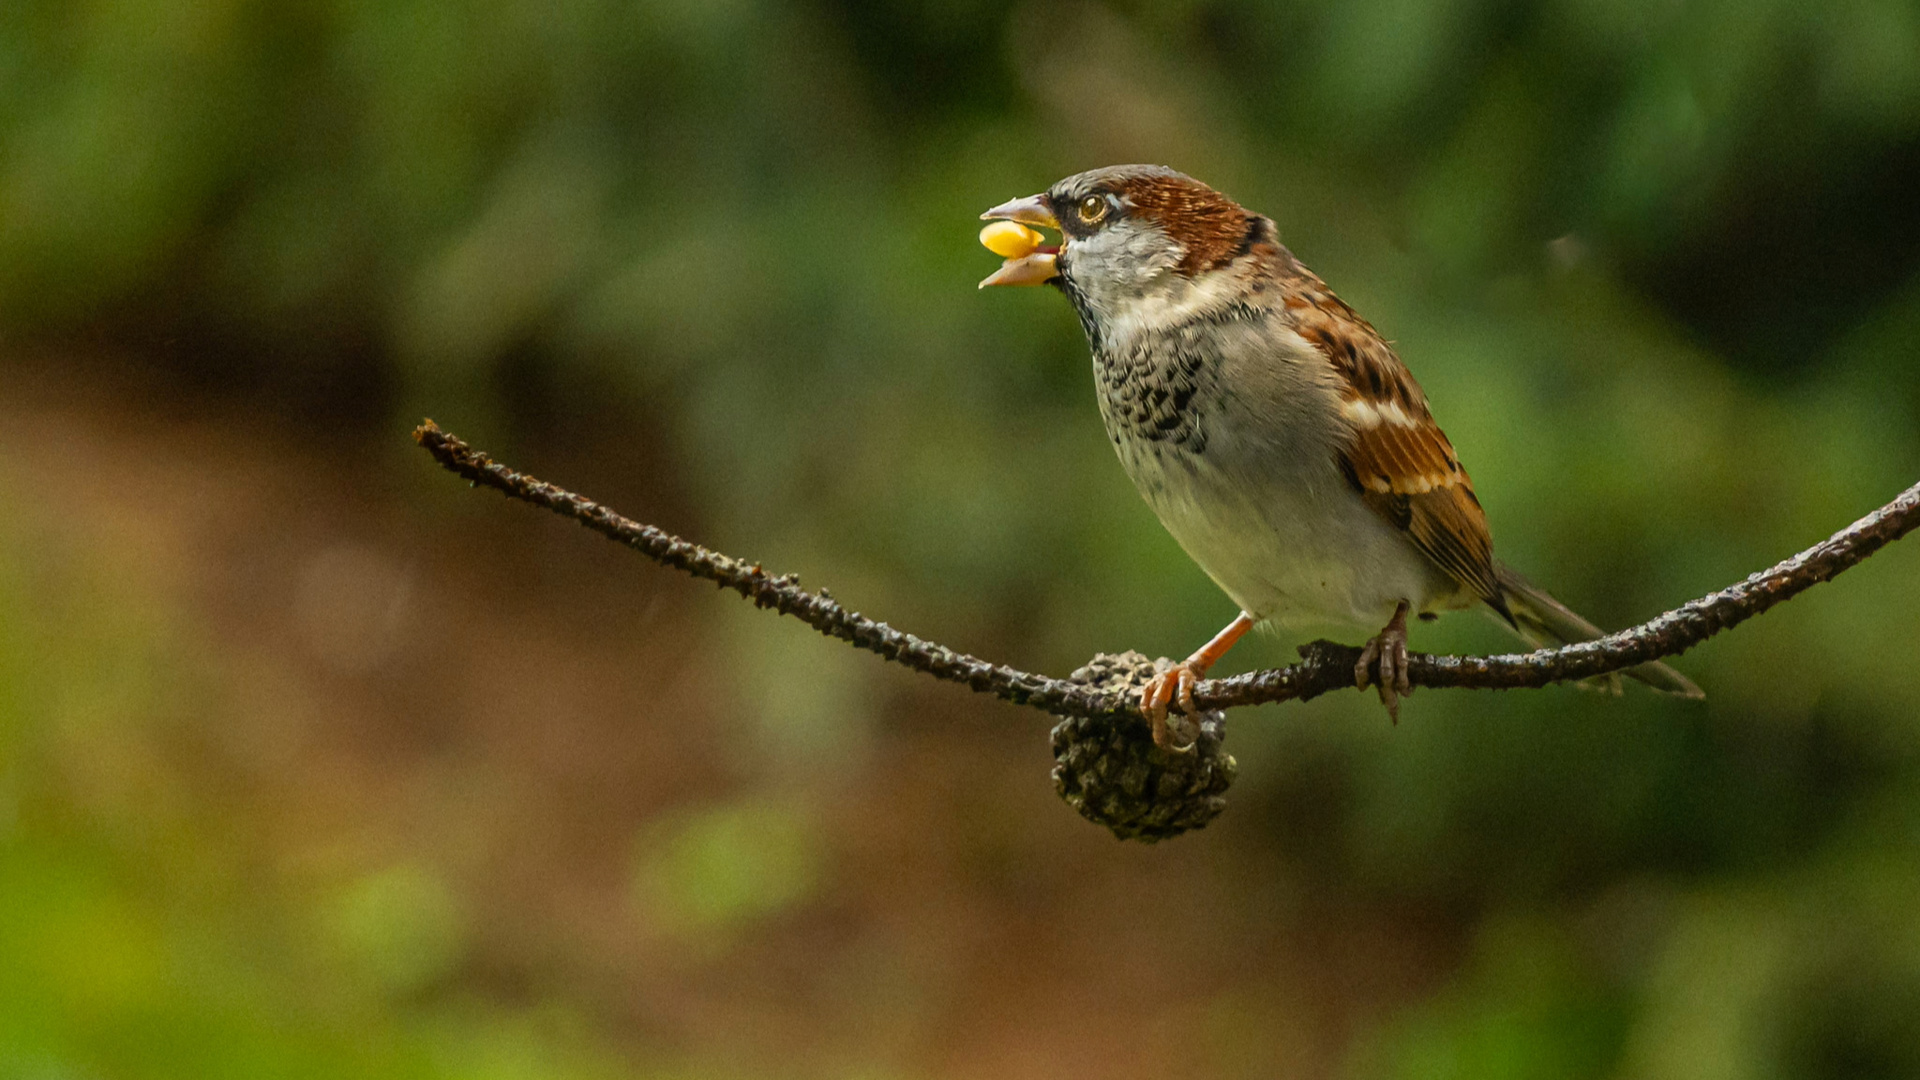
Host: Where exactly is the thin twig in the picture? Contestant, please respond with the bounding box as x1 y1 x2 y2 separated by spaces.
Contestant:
415 420 1920 719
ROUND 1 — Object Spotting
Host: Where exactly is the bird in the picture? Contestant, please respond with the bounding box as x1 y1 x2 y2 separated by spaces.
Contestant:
978 164 1701 749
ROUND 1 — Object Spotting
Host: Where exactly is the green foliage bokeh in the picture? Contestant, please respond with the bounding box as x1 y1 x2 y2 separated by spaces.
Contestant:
4 0 1920 1076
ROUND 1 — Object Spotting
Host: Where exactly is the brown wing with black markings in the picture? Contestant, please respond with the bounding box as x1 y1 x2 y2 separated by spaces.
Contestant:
1275 255 1505 612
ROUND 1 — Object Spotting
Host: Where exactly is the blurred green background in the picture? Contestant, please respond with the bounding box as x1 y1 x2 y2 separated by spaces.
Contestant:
4 0 1920 1076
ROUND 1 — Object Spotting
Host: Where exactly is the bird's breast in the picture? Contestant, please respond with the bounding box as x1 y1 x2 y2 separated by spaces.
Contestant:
1091 334 1214 455
1089 316 1448 627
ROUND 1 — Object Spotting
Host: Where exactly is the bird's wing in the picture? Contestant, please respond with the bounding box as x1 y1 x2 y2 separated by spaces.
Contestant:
1278 265 1505 611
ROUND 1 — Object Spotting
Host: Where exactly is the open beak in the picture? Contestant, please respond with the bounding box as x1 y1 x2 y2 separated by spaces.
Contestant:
980 194 1058 229
978 194 1060 288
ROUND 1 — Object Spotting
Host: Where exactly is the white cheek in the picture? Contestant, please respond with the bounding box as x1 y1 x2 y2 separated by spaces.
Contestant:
1064 223 1250 348
1066 224 1182 299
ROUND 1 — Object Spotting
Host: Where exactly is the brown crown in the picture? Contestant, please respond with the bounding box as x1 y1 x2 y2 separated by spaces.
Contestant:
1115 174 1255 276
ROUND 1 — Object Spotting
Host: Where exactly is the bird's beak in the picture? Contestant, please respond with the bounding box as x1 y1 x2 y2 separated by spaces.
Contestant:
978 193 1060 288
980 194 1058 230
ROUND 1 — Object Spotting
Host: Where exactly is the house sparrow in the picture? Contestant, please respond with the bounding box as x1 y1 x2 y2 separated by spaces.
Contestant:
980 164 1701 748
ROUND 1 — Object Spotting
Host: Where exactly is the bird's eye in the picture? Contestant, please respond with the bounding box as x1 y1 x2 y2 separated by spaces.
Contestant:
1076 194 1109 224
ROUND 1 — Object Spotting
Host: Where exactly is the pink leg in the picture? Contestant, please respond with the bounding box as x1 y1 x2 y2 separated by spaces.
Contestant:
1140 612 1256 749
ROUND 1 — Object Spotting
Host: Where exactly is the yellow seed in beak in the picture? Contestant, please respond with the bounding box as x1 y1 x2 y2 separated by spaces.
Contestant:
980 220 1044 259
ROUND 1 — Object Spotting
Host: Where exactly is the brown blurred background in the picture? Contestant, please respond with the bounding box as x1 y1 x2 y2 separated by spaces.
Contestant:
4 0 1920 1076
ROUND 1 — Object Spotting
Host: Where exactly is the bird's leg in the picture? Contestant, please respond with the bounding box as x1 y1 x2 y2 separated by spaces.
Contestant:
1354 600 1412 722
1141 612 1255 750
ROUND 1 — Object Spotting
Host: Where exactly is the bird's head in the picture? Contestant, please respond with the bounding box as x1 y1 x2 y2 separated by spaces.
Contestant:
979 165 1264 335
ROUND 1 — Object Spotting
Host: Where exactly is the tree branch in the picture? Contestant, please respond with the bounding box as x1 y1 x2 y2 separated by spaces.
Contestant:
415 420 1920 719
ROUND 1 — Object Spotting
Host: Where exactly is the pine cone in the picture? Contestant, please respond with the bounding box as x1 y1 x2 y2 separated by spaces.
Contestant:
1050 651 1236 842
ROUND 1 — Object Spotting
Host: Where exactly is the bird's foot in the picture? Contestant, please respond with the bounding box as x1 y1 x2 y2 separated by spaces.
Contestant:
1354 601 1413 723
1138 612 1256 751
1140 661 1204 752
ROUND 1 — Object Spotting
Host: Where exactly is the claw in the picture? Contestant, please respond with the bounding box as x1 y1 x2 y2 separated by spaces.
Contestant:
1140 662 1200 752
1355 601 1413 723
1137 611 1257 752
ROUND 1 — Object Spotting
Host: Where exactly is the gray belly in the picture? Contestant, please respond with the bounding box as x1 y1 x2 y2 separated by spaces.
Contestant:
1110 420 1450 631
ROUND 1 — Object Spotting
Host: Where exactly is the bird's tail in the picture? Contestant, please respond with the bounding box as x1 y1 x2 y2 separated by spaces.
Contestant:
1490 562 1704 699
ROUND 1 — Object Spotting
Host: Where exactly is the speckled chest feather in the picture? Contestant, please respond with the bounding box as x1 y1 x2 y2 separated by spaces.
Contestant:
1088 324 1215 456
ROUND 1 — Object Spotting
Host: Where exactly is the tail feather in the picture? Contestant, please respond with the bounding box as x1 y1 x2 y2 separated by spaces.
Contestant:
1490 563 1704 700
